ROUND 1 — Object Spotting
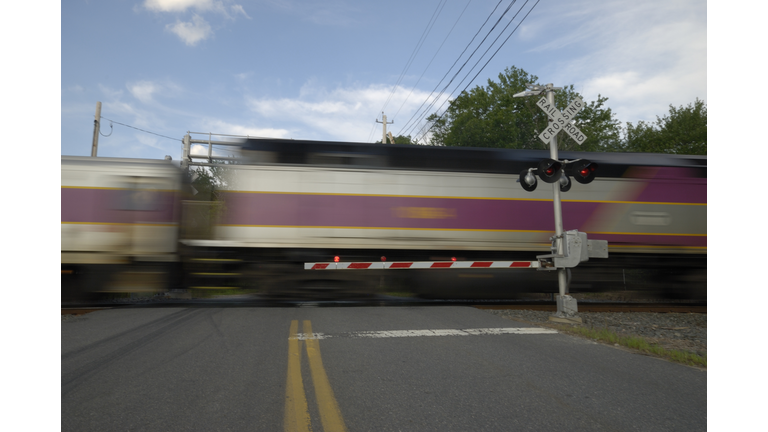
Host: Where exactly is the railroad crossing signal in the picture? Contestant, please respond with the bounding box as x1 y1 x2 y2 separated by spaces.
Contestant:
517 158 597 192
536 97 588 145
566 160 598 184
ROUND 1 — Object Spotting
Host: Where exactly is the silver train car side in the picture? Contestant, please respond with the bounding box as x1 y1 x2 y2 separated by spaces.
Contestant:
61 139 706 300
186 139 706 298
61 156 182 299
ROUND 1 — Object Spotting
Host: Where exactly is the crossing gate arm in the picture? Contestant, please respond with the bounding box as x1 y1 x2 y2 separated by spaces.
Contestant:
304 261 540 270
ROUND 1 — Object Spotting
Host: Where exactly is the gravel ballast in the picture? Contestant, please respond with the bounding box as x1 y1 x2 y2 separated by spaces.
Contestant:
483 309 707 360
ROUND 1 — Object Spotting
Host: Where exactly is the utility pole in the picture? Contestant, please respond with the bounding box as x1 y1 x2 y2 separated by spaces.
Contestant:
91 101 102 157
375 112 393 144
181 133 191 171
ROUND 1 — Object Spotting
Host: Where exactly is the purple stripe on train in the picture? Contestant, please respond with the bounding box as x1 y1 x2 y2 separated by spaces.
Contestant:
220 192 706 248
61 188 178 224
625 167 707 204
221 193 557 230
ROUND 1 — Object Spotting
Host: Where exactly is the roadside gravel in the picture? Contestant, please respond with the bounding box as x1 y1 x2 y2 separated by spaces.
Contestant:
484 309 707 358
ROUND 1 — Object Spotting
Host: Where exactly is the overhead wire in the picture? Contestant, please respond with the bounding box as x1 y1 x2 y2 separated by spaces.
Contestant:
397 0 512 137
413 0 541 143
377 0 447 125
391 0 474 122
402 0 520 139
100 116 179 142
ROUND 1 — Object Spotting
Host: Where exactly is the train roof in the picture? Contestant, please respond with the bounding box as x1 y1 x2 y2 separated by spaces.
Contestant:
62 155 180 167
240 138 706 178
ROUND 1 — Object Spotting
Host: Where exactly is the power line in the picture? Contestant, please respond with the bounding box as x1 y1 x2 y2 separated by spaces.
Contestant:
379 0 447 116
409 0 526 139
392 0 474 122
403 0 520 138
100 116 179 142
415 0 541 143
397 0 509 136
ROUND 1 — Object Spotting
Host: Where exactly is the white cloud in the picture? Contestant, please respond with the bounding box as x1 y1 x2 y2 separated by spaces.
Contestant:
229 4 250 19
165 15 213 46
146 1 248 45
126 80 184 104
144 0 249 18
532 0 706 125
246 83 451 142
97 84 163 131
198 119 291 138
190 143 233 157
128 81 160 103
144 0 217 13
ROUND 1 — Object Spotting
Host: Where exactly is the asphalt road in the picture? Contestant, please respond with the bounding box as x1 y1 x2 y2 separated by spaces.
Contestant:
62 306 706 431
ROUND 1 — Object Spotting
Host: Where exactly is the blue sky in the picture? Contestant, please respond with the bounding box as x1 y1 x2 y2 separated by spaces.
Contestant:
61 0 707 161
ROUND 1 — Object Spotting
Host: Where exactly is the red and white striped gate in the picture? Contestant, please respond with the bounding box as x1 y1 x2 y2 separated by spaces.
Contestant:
305 261 540 270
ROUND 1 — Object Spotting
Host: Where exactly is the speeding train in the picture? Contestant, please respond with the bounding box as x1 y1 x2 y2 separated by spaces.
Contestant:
61 138 706 300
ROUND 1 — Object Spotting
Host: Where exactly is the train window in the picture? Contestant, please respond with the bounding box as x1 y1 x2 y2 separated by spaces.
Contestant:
112 177 162 211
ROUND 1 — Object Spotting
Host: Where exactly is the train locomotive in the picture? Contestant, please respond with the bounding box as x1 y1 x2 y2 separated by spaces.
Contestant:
61 138 706 300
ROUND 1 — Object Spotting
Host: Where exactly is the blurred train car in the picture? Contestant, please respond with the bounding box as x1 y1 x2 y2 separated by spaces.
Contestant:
61 156 183 300
181 138 706 299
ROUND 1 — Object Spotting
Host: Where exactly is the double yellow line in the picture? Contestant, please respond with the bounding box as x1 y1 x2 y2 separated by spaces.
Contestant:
285 320 347 432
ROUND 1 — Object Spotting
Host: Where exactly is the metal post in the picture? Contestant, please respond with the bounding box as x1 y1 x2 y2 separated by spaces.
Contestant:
513 82 587 323
545 86 568 300
181 134 191 171
542 84 580 323
91 101 101 157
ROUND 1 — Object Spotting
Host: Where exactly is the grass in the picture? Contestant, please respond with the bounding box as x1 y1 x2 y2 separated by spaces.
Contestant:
552 324 707 368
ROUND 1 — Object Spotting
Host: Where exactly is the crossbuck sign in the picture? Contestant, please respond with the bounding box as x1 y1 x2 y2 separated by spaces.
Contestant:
537 97 588 145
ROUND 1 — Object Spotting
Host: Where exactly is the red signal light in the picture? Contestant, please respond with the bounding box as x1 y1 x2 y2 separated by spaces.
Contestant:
381 256 386 262
536 158 563 184
334 256 340 262
566 160 598 184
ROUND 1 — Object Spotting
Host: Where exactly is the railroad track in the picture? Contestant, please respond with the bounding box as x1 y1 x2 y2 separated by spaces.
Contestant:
62 301 706 314
474 303 706 314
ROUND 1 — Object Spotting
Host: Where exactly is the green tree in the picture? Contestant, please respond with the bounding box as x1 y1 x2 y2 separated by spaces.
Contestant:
423 66 623 152
376 134 417 145
182 161 236 239
188 159 237 201
624 99 706 155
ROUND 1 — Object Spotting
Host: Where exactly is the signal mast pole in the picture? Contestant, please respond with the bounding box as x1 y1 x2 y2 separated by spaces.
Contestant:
543 85 569 306
514 83 581 322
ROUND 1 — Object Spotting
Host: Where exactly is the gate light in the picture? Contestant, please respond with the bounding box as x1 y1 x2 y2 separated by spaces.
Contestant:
566 160 598 184
537 158 563 183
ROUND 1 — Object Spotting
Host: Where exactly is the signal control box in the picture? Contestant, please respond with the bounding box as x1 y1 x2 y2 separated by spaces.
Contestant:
537 230 608 270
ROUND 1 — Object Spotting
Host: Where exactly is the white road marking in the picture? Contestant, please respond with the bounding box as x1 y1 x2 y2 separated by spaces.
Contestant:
291 327 558 340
